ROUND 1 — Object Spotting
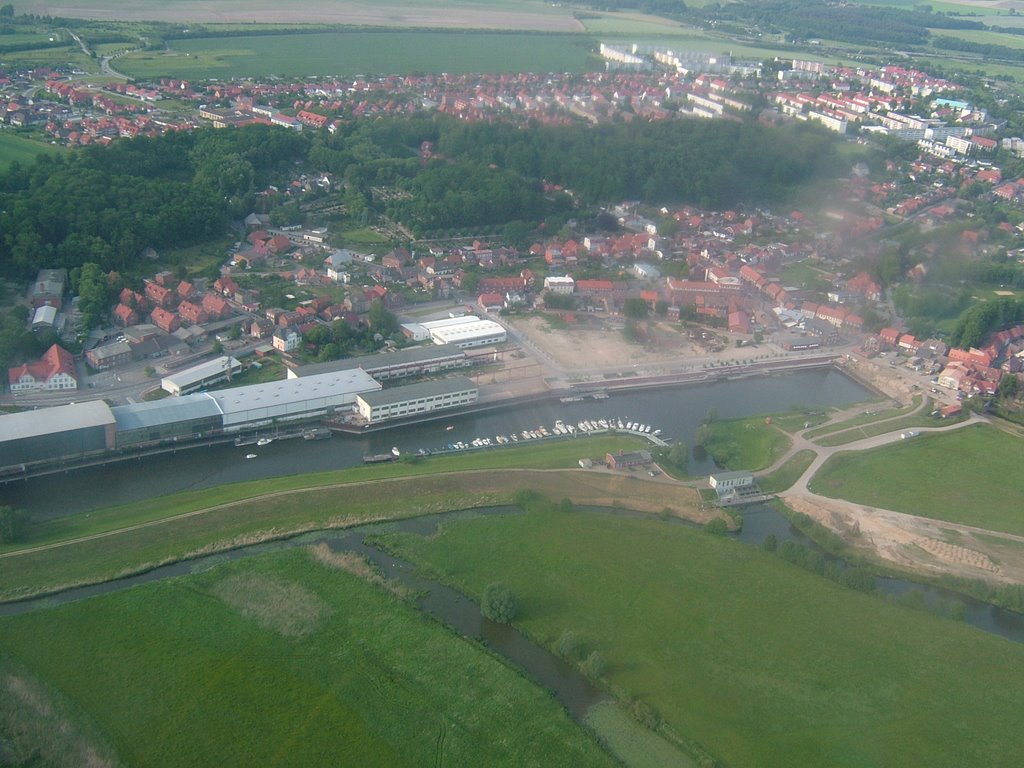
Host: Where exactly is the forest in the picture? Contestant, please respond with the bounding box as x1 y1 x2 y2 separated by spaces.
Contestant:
0 114 841 280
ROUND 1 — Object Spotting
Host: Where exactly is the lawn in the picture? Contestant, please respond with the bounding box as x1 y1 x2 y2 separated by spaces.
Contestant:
0 441 704 600
703 415 791 471
810 424 1024 535
0 131 62 171
757 449 816 493
118 31 596 79
378 508 1024 768
804 394 923 441
0 549 617 767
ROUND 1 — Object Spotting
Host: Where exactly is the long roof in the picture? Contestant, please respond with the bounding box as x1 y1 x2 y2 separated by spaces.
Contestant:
287 344 465 378
0 400 114 442
112 393 223 431
161 356 241 389
357 376 476 407
209 368 381 414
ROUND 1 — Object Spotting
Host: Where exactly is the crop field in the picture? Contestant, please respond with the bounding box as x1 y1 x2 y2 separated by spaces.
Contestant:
118 31 596 79
379 508 1024 768
810 424 1024 535
0 132 61 170
0 549 617 767
20 0 583 28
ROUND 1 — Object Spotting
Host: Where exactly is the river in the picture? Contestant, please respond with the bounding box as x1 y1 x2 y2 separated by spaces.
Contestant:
1 368 870 518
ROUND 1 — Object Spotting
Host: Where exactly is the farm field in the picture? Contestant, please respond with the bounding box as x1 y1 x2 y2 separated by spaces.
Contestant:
0 549 617 767
19 0 583 28
0 132 61 170
118 31 596 79
378 508 1024 768
809 424 1024 535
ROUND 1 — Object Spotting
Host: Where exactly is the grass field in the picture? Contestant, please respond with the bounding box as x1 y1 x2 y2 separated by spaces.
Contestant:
0 132 61 171
810 424 1024 535
804 394 924 441
379 508 1024 768
704 415 791 471
118 31 596 79
757 449 816 493
0 440 706 600
0 549 617 767
813 401 961 447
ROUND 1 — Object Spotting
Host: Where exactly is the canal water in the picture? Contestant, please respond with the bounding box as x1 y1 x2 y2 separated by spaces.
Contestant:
1 368 870 518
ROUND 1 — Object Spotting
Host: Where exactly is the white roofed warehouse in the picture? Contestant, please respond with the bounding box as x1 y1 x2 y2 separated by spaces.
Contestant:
356 376 478 424
420 316 506 349
0 401 115 473
209 369 382 431
161 356 243 396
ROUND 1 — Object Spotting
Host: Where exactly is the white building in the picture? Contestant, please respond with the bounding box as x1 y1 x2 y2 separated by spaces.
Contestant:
420 316 507 349
272 327 301 353
356 376 478 423
209 369 381 430
162 356 243 396
544 276 575 294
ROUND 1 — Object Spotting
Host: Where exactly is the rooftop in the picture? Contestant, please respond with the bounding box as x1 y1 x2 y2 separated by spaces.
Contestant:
0 400 115 443
209 368 381 413
112 393 223 431
287 344 466 378
357 376 476 407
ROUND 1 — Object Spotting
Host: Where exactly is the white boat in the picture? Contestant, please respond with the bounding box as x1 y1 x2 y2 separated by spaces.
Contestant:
627 422 634 431
653 429 662 436
245 453 258 459
617 419 625 430
598 419 608 429
391 447 401 457
644 425 651 433
511 434 519 442
256 437 273 446
445 424 455 431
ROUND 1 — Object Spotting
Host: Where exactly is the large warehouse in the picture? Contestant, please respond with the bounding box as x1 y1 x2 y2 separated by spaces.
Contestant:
419 316 507 349
209 368 382 431
112 393 225 448
0 401 116 472
356 376 478 424
162 356 243 396
285 344 469 382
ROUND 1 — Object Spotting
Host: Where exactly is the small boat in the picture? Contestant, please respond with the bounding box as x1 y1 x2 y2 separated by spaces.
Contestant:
256 437 273 447
644 425 651 433
653 429 662 436
617 419 625 430
391 447 401 457
245 453 258 459
445 424 455 431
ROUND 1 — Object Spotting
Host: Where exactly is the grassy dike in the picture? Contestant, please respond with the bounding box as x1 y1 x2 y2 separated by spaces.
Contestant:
376 508 1024 768
0 437 710 601
0 548 620 768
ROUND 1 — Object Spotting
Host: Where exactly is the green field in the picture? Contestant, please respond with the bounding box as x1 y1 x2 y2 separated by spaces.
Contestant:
0 439 700 601
118 31 596 79
379 508 1024 768
0 132 61 170
0 549 617 767
757 448 816 493
804 395 922 441
810 424 1024 535
704 415 791 470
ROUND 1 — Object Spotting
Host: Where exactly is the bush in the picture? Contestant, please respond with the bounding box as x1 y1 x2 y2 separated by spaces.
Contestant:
481 582 518 624
761 533 778 552
580 650 608 680
704 518 729 536
0 506 29 544
838 567 876 594
555 630 579 659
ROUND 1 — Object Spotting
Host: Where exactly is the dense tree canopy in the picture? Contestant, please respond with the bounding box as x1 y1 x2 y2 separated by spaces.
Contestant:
0 114 839 278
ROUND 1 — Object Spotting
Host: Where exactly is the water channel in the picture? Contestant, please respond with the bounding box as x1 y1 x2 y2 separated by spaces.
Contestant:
2 368 871 518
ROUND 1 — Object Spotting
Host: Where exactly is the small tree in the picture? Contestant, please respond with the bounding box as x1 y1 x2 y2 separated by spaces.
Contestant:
0 506 29 544
556 630 579 659
580 650 608 680
704 518 729 536
481 582 518 624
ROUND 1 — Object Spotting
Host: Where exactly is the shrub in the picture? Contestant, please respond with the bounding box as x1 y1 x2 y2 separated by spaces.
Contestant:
704 518 729 536
481 582 518 624
555 630 579 659
580 650 608 680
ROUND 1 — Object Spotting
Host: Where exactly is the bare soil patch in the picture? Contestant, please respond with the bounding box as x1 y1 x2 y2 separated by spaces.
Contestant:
211 571 332 637
783 492 1024 585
